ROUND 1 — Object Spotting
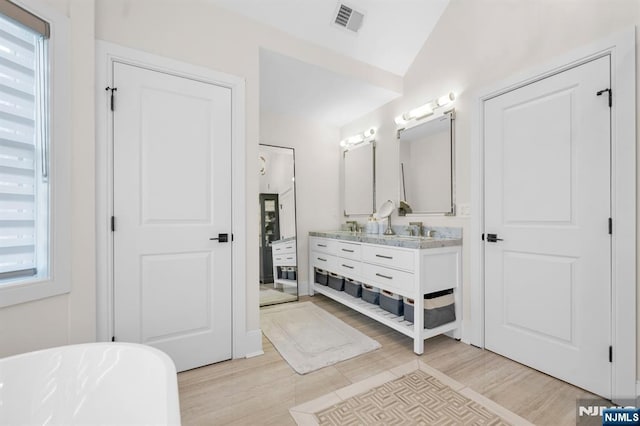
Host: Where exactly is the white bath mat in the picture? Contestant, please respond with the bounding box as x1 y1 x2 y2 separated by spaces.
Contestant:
261 302 381 374
260 288 297 306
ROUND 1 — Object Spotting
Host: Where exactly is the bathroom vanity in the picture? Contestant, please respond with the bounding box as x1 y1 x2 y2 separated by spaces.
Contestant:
309 231 462 354
271 237 297 288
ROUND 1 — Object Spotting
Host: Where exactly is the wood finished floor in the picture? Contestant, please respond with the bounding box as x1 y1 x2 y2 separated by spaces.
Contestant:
178 295 602 425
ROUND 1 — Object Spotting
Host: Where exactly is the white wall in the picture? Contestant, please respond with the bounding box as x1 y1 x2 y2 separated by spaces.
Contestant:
0 0 96 357
340 0 640 375
260 112 341 295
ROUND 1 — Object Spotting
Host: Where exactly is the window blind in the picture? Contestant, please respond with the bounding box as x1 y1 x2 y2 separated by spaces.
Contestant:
0 12 39 279
0 0 49 38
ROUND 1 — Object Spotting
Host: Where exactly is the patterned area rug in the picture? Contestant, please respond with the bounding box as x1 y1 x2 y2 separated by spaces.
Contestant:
289 360 533 425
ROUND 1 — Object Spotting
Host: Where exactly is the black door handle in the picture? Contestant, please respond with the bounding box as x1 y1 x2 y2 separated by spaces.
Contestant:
210 233 229 243
486 233 503 243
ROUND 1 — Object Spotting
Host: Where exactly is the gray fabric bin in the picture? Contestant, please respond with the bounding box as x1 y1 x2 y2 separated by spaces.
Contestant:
361 284 379 305
404 289 456 329
286 267 296 280
344 278 362 298
380 290 403 316
315 268 328 285
328 273 344 291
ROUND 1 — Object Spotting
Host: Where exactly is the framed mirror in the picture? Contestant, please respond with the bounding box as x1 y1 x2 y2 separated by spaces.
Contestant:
398 111 455 215
258 144 298 306
343 141 375 216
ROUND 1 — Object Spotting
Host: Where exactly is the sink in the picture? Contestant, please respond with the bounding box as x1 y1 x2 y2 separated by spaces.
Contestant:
388 235 435 241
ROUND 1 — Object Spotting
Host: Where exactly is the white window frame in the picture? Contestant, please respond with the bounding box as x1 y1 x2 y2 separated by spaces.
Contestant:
0 0 71 307
470 27 636 403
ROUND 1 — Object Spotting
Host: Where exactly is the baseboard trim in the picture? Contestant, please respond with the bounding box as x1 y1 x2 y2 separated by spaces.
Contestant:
243 329 263 359
245 349 264 358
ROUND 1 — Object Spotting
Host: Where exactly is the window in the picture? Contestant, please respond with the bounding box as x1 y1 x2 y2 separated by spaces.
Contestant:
0 0 70 307
0 8 48 282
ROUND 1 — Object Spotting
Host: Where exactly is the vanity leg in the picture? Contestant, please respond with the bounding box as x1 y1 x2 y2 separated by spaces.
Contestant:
413 296 425 355
451 287 462 339
413 337 424 355
273 264 278 289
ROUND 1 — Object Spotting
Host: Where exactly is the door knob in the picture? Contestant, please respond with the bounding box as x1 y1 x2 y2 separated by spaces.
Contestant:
486 233 503 243
210 233 229 243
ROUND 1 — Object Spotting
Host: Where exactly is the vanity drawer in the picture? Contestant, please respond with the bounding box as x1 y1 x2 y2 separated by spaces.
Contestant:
362 264 415 295
272 242 296 255
310 238 336 255
273 253 296 266
310 251 337 270
336 258 361 278
362 245 414 272
336 241 362 260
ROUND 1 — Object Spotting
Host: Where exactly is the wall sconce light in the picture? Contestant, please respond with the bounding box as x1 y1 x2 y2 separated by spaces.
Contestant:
394 92 455 126
340 127 377 148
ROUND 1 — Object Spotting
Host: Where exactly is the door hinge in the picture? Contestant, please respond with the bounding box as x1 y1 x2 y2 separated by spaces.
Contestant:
111 216 115 232
608 217 612 235
105 86 118 111
112 336 115 342
597 88 612 108
481 233 485 241
609 345 612 363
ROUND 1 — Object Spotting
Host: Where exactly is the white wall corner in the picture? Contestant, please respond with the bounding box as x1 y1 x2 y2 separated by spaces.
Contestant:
243 329 264 358
298 280 310 297
460 319 472 345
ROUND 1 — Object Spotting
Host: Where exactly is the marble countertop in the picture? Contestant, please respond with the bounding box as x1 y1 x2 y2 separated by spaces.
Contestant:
309 231 461 249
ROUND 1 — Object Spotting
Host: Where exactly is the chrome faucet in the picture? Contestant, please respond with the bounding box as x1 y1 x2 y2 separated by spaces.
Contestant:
345 221 359 232
409 222 423 237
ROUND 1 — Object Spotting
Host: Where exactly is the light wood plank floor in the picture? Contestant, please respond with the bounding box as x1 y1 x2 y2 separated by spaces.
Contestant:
178 295 603 425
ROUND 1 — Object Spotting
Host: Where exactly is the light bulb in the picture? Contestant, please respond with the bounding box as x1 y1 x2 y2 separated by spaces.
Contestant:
394 115 407 126
364 127 376 138
437 92 455 107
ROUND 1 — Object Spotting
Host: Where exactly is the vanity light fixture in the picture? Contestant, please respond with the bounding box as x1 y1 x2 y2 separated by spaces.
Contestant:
394 91 455 126
340 127 376 148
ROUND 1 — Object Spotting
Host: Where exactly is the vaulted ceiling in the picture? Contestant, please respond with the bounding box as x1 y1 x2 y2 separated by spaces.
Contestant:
209 0 450 126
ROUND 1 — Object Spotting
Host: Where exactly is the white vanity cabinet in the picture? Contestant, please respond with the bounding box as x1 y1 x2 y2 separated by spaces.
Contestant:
271 238 297 288
309 235 461 354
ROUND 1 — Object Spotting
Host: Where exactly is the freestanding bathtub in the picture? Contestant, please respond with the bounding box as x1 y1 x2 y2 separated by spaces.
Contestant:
0 342 181 425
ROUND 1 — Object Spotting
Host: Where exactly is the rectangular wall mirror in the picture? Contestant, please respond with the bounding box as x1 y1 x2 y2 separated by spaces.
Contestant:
343 141 375 216
398 111 455 215
258 144 298 307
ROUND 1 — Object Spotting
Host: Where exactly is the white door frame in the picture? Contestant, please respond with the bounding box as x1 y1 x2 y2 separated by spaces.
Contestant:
95 41 250 358
470 27 636 402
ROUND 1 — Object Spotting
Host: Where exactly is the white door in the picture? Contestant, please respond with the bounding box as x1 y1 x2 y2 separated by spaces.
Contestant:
113 62 232 372
484 56 611 397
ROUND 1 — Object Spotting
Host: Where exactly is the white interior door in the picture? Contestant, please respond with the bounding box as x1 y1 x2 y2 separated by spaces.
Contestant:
113 62 232 372
484 56 611 397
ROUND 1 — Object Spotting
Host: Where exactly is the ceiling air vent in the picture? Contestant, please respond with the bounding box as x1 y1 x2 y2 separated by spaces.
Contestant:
334 3 364 33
